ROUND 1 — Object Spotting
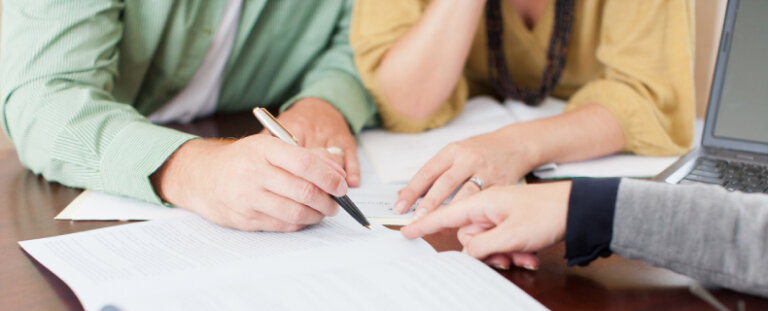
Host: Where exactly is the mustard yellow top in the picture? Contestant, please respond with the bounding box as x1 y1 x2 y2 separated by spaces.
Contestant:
351 0 695 156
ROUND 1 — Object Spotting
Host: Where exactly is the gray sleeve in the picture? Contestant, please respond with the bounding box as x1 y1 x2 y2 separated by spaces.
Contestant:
611 178 768 297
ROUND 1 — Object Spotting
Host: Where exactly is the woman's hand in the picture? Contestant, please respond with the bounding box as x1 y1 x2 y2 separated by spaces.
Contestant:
275 98 361 187
394 128 540 218
394 103 625 219
401 181 573 270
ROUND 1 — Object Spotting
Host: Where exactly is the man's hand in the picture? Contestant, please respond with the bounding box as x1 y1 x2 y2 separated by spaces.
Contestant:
275 98 361 187
151 135 347 232
401 181 573 270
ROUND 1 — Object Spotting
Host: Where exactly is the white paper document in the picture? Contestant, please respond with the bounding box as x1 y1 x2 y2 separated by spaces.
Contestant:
20 215 547 311
55 190 194 221
346 147 413 224
359 97 520 184
533 154 680 179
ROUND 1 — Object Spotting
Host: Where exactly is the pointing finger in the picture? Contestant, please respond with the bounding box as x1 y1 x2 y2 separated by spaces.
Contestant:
401 194 484 239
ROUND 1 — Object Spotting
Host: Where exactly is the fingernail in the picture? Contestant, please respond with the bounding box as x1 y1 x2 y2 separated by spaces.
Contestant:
394 200 408 214
413 208 427 220
492 264 510 270
523 264 538 271
349 175 359 186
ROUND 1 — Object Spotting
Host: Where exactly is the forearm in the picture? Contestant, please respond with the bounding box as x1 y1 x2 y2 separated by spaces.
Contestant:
612 179 768 298
3 81 197 204
378 0 486 120
497 103 625 171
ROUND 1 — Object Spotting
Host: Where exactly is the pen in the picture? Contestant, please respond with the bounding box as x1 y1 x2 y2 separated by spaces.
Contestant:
252 107 372 230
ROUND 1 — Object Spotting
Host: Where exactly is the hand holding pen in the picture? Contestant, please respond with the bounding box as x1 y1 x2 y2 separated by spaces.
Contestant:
152 133 349 232
254 107 372 229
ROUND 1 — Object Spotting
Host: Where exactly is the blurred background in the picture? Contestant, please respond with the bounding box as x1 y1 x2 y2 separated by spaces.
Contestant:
0 0 728 153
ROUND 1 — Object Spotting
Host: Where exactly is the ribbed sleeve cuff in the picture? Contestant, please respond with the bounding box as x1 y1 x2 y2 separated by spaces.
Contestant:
101 121 198 204
280 70 376 134
565 178 621 266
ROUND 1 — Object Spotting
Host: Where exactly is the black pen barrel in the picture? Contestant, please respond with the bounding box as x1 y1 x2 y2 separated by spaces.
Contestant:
332 195 371 228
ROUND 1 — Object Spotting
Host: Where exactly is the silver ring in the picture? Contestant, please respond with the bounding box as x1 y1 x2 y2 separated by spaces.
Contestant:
468 177 485 190
326 146 344 156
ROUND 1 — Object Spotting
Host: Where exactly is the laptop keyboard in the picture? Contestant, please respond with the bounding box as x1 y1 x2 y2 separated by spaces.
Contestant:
680 158 768 193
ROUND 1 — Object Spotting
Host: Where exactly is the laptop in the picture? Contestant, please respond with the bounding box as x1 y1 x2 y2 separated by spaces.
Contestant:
655 0 768 193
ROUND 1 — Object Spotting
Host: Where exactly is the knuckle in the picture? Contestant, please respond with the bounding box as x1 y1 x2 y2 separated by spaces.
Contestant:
462 151 483 166
456 142 471 152
444 143 460 154
297 182 318 204
419 198 437 211
295 152 314 173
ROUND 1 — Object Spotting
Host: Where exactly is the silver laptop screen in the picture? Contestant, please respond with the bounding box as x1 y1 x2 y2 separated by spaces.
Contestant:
713 0 768 144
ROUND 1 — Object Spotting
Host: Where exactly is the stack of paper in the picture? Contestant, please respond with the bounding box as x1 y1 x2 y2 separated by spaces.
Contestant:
20 215 547 311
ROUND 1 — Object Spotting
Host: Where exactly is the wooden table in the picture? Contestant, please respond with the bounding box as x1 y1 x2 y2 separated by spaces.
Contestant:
1 112 766 310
